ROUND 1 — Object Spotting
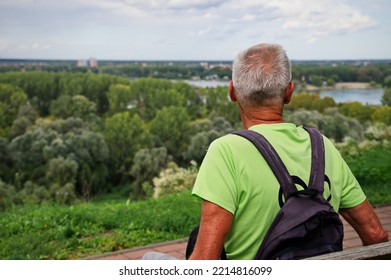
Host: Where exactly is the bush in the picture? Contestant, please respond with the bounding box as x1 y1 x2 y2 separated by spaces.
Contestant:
344 144 391 205
0 180 16 211
285 109 364 142
153 161 198 198
372 106 391 125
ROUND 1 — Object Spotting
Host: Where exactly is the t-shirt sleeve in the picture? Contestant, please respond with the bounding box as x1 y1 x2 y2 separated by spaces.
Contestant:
192 138 238 214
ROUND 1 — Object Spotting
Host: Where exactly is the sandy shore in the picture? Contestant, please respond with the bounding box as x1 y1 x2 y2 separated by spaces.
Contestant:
334 82 371 90
304 82 371 91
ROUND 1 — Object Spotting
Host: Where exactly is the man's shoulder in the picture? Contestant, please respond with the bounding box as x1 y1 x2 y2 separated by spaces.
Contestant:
209 132 245 151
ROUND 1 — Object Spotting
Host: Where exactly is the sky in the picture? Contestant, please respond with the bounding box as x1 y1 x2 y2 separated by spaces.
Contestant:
0 0 390 61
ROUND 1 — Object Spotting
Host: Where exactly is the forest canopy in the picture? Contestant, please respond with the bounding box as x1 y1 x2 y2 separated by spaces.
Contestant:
0 69 391 209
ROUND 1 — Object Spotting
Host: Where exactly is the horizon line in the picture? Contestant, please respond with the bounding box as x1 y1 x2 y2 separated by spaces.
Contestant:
1 57 391 63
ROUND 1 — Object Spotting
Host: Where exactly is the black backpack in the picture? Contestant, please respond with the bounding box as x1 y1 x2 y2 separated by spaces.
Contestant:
186 127 344 260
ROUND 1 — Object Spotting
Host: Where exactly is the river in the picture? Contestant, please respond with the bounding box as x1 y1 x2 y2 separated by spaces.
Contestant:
319 88 384 105
185 80 384 105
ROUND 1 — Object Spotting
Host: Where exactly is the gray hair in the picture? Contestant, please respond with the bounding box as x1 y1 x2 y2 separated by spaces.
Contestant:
232 43 292 108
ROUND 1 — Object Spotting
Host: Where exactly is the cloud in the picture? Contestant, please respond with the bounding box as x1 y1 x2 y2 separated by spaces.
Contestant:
16 43 51 51
270 0 378 42
188 27 212 36
0 0 386 59
167 0 225 10
0 43 8 51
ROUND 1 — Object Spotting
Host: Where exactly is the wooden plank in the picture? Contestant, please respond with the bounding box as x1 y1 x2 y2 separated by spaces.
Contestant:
306 241 391 260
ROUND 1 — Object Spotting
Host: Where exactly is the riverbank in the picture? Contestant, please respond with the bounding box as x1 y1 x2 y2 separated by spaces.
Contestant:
305 82 373 91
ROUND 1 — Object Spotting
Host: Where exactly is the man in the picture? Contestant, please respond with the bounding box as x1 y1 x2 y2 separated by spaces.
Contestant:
189 43 388 260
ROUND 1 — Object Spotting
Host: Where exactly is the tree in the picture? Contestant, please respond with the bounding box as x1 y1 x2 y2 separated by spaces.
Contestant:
326 78 336 87
130 147 170 197
106 84 133 114
103 112 150 184
127 78 186 121
286 92 336 113
310 75 324 87
0 179 16 211
149 106 191 160
381 88 391 106
9 118 109 201
372 106 391 125
339 102 375 124
184 130 220 164
0 138 13 183
50 95 98 124
45 157 78 203
203 86 241 127
285 109 364 142
0 83 28 137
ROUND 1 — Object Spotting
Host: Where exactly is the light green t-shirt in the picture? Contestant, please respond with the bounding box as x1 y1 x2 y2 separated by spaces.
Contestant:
192 123 366 260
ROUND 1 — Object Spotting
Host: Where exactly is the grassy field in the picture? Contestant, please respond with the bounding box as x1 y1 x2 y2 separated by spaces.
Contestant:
344 145 391 206
0 192 201 260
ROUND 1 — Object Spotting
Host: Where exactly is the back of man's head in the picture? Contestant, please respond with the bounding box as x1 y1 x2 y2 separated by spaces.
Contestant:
232 43 291 108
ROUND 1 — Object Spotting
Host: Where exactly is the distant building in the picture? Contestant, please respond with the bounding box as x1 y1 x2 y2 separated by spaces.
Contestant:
77 58 98 68
89 58 98 68
77 60 88 67
200 62 209 69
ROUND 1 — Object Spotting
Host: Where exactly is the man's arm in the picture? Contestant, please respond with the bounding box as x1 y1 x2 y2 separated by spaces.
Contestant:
339 199 388 246
189 200 233 260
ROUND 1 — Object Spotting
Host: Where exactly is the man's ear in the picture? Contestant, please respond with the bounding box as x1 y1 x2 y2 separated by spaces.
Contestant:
229 80 237 102
284 81 294 104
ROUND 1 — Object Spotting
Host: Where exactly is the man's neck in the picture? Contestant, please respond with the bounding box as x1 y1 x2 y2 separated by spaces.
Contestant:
239 105 285 129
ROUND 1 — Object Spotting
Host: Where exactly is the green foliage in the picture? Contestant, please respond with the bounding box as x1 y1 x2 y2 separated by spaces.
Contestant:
184 117 233 164
326 78 336 87
285 109 364 142
103 112 150 184
45 157 78 204
126 78 187 121
50 95 98 124
286 92 336 113
9 118 109 201
129 147 170 197
0 192 201 259
292 63 391 84
363 123 391 142
309 75 324 87
106 84 133 114
202 86 241 127
0 179 16 211
339 102 375 124
0 72 128 116
0 137 13 183
344 144 391 205
153 162 198 198
381 88 391 106
372 106 391 125
0 83 28 137
184 130 220 164
150 106 191 159
1 71 390 208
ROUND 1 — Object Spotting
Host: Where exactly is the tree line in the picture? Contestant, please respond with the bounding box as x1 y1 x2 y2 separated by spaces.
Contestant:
1 61 391 85
0 71 391 210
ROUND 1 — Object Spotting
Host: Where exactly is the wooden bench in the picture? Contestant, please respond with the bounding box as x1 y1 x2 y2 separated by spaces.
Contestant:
306 241 391 260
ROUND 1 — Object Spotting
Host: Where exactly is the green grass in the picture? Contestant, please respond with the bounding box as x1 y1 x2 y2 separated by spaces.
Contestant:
344 145 391 206
0 191 201 259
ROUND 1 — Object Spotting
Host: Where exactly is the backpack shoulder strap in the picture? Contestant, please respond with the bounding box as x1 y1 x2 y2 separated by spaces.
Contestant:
303 127 325 193
232 127 326 198
231 130 297 200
